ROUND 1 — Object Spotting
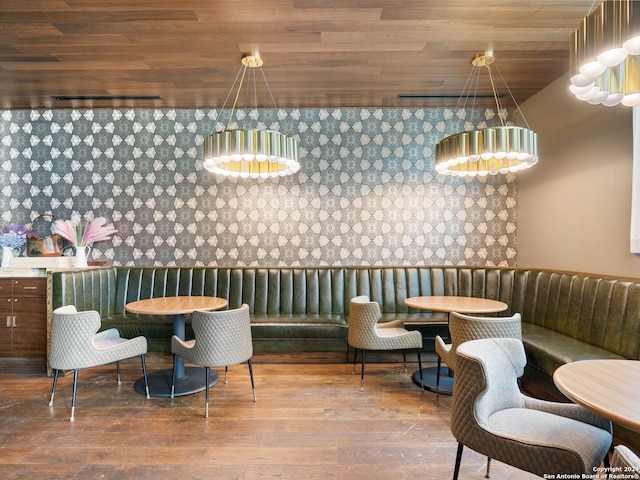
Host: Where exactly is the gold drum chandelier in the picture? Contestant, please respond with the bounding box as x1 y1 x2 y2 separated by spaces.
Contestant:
570 0 640 107
434 54 538 177
203 55 300 178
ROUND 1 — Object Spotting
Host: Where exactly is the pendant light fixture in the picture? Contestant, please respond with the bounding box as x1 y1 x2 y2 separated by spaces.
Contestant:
570 0 640 107
434 54 539 177
203 55 300 178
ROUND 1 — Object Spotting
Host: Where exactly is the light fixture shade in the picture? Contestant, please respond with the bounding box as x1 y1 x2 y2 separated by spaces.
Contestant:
203 129 300 178
570 0 640 107
434 54 539 177
435 126 538 176
202 55 300 178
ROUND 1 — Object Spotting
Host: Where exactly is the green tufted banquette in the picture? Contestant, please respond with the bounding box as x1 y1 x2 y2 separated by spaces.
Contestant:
50 265 640 368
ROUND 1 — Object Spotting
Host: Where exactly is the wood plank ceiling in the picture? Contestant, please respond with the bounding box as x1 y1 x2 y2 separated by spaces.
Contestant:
0 0 595 110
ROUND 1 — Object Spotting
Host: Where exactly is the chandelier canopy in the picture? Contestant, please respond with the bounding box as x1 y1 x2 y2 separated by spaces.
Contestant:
434 54 538 177
203 55 300 178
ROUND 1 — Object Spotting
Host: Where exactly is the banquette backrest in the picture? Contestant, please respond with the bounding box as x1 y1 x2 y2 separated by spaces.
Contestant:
50 266 640 360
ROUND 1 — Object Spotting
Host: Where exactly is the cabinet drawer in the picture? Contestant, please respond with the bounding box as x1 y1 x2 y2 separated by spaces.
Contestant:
11 278 46 297
0 279 13 295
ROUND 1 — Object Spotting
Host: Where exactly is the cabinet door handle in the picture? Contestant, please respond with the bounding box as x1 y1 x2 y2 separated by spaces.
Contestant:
22 286 37 290
12 316 16 328
6 316 10 328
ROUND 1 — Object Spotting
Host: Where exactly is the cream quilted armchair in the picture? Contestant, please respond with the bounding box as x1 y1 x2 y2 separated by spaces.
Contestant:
348 295 423 390
450 337 612 479
48 305 150 422
611 445 640 474
171 304 255 418
435 312 522 395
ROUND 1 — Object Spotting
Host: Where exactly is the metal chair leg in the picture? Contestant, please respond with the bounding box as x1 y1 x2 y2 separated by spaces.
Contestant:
116 360 121 385
140 354 150 399
402 351 407 371
485 457 491 478
49 369 59 407
453 442 464 480
170 354 178 398
224 366 229 384
204 367 210 418
70 369 79 422
436 355 442 396
248 359 256 402
416 349 424 391
360 350 366 391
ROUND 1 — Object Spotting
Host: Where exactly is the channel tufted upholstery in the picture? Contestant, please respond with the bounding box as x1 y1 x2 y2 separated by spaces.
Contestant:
48 305 149 422
435 312 522 394
450 338 612 479
171 304 255 417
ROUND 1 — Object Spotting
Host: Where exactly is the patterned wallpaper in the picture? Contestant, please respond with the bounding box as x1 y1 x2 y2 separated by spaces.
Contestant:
0 108 516 266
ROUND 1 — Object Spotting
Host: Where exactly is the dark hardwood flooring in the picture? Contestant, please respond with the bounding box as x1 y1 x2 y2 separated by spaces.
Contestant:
1 353 544 479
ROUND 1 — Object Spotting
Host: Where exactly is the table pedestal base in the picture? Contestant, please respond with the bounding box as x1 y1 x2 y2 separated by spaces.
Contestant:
412 366 453 396
135 367 219 398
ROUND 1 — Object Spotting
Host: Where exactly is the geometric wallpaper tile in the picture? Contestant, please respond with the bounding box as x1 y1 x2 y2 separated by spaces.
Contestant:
0 108 517 267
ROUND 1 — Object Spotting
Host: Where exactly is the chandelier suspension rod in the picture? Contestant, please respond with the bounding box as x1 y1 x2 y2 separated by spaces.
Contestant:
226 63 250 131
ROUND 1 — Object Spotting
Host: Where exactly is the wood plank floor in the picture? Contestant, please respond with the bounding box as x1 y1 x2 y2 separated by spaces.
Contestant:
0 353 545 479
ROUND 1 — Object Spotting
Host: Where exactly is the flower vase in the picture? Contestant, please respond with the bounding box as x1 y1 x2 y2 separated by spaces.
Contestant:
74 246 89 268
1 246 14 268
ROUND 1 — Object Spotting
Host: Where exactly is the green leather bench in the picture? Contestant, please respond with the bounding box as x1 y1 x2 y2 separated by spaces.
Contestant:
50 265 640 381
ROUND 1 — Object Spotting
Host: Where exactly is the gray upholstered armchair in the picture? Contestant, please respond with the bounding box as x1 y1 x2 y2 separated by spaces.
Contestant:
171 304 256 418
348 295 423 390
450 337 612 479
435 312 522 395
48 305 150 422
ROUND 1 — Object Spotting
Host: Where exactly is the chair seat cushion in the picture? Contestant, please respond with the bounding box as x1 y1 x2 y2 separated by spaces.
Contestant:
487 407 612 471
250 314 347 338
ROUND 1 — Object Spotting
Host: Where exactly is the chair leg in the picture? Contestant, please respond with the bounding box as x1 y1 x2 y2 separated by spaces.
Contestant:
116 360 121 385
170 354 178 398
453 442 464 480
436 355 442 396
70 369 79 422
204 367 210 418
485 457 491 478
140 354 150 399
360 350 366 391
49 369 59 407
416 349 424 391
402 351 407 372
248 359 256 402
224 366 229 384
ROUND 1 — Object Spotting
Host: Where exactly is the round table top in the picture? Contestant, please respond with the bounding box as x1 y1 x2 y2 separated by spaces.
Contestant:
125 296 228 315
553 359 640 433
404 295 508 314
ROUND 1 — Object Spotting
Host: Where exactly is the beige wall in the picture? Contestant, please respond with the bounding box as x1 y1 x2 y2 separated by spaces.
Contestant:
518 73 640 277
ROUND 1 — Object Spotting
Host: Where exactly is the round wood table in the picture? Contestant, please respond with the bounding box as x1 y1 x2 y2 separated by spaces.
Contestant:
126 296 228 397
404 296 509 394
553 359 640 433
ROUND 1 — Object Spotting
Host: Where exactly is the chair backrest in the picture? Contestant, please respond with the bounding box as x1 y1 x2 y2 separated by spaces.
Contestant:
348 295 382 349
450 338 527 445
447 312 522 371
49 306 103 370
189 304 253 367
